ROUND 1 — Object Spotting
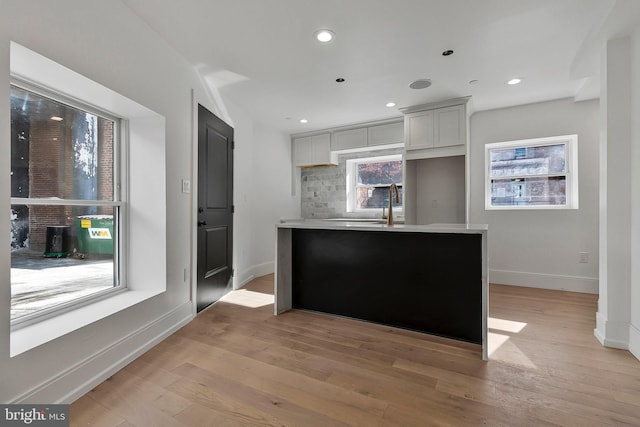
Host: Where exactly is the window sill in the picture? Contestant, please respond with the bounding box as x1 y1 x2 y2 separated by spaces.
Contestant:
10 288 164 357
485 204 578 210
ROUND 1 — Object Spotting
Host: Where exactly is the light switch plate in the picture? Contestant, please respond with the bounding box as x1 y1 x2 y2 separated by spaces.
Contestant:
182 179 191 194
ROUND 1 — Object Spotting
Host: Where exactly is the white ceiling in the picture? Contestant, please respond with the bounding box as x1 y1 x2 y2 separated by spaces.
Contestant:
121 0 635 134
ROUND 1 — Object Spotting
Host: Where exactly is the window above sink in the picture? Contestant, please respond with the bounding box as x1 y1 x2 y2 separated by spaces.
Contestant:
346 154 403 213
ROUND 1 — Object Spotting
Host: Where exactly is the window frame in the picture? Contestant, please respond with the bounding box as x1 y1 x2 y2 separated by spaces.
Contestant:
346 154 403 213
9 41 166 358
484 134 579 210
9 78 128 329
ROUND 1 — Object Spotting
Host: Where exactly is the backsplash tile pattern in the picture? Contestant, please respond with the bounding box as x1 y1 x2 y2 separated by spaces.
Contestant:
301 147 403 219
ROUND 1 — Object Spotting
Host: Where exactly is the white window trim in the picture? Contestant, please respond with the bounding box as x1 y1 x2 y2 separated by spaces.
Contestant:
9 42 166 357
484 134 579 210
346 154 403 213
10 80 126 328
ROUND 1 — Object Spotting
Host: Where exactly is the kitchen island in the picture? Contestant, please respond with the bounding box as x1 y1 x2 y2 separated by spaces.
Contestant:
275 221 488 360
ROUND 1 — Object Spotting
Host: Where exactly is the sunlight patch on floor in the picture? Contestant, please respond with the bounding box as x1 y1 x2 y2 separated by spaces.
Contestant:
487 317 536 368
219 289 274 308
488 317 527 333
488 332 537 368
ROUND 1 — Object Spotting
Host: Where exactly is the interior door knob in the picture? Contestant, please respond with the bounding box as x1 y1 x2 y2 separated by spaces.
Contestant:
197 220 207 226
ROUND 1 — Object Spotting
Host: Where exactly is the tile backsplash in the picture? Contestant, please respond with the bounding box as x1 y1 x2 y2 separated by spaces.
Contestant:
301 147 403 219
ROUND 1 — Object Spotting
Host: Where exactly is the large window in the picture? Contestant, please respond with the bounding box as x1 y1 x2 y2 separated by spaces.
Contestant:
485 135 578 209
346 155 403 212
10 82 123 325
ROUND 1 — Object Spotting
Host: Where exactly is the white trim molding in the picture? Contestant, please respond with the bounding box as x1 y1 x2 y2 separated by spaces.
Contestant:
629 324 640 360
594 311 630 349
490 269 598 294
236 262 274 290
10 302 193 404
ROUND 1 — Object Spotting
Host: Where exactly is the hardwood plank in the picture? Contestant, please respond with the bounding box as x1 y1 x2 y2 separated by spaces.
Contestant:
69 394 125 427
80 374 187 427
70 278 640 426
168 363 351 426
180 346 389 425
173 403 272 427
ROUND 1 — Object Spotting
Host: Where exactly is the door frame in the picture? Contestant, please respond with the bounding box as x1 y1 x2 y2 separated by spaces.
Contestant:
189 90 235 315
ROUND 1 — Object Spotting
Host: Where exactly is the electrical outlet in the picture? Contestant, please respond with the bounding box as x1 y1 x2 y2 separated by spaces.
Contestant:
579 252 589 263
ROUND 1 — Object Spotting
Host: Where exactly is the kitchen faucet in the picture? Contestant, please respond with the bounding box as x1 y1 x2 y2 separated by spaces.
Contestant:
387 183 400 226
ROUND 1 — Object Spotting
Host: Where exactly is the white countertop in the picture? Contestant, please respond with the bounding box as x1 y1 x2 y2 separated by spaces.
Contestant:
277 219 488 234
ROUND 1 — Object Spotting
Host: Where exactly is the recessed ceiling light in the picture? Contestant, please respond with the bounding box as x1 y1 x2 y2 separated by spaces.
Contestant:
299 119 308 124
442 50 454 56
507 78 522 85
409 79 432 89
50 116 63 121
336 77 345 83
386 102 396 108
315 29 335 43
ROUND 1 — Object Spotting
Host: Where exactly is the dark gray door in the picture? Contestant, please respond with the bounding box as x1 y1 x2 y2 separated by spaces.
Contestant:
197 104 234 312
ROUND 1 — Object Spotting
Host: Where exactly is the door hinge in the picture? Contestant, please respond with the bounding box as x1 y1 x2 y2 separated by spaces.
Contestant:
231 205 235 213
231 140 235 150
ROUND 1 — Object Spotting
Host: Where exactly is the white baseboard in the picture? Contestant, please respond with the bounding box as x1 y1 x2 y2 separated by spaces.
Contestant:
593 311 629 349
594 311 607 346
12 302 194 404
236 261 274 289
629 323 640 361
490 269 598 294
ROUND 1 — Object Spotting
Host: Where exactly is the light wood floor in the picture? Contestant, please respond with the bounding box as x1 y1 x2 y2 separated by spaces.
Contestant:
70 275 640 426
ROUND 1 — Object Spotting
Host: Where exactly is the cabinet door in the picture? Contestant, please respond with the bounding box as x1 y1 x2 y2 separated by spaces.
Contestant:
434 105 464 148
368 122 403 146
405 110 434 150
332 128 367 150
293 136 312 166
310 133 332 164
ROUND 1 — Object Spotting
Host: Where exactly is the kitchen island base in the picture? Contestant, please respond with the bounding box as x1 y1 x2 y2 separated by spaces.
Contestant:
275 222 488 359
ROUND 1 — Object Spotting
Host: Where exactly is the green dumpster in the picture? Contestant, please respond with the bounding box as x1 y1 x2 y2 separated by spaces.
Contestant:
75 215 113 255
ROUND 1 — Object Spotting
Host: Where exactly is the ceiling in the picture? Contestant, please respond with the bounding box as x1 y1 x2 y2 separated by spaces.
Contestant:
121 0 635 134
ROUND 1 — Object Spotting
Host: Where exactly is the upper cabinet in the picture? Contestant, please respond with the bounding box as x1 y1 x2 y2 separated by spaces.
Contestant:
404 110 435 150
292 119 403 168
293 133 337 167
368 121 404 146
331 120 403 151
332 127 368 151
401 97 470 160
434 105 464 148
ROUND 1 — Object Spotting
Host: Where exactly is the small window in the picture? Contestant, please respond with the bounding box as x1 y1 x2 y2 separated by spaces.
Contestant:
485 135 578 210
346 155 403 212
10 82 123 325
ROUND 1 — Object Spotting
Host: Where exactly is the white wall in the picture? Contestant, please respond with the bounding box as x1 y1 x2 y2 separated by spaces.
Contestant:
596 37 633 349
469 98 600 293
248 122 300 279
0 0 295 403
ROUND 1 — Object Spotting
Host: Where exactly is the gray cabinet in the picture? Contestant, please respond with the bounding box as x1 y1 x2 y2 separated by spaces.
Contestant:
401 97 471 224
434 105 464 148
330 120 403 151
401 98 469 160
332 128 367 151
368 121 403 146
293 133 336 167
404 110 435 150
